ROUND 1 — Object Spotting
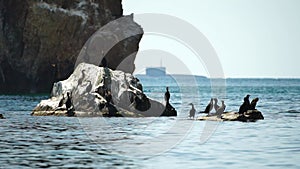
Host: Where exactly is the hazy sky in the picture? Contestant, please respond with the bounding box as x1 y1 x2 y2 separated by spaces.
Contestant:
123 0 300 78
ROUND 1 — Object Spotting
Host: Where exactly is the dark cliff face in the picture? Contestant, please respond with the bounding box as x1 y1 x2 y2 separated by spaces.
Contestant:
0 0 143 94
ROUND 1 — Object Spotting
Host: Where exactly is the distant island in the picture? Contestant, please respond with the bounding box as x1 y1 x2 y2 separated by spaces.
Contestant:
135 67 207 79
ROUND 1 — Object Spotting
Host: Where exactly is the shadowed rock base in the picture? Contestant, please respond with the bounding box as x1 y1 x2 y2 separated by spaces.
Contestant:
161 103 177 116
197 110 264 122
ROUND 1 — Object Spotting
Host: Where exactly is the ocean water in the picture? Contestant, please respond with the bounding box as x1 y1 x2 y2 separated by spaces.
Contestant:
0 78 299 169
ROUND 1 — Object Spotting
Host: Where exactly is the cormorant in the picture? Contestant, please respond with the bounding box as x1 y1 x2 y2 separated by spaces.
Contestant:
203 98 214 114
58 94 65 107
238 94 250 114
189 103 196 119
250 97 259 110
216 100 226 115
164 87 170 104
86 80 92 93
65 92 74 116
105 90 113 105
66 92 73 111
78 70 86 86
213 98 220 112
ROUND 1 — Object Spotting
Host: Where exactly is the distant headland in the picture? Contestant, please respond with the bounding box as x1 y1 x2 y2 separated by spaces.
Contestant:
135 67 207 79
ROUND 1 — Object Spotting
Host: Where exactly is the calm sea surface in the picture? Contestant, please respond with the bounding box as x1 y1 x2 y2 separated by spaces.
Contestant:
0 78 299 169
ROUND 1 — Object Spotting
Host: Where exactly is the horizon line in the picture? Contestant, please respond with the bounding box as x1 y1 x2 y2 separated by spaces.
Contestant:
134 73 300 79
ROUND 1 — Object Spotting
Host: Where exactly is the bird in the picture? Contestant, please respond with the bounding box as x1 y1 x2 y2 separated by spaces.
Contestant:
78 70 86 86
65 92 73 111
203 98 214 114
216 100 226 115
249 97 259 110
238 94 251 114
58 94 65 107
213 98 220 112
164 87 170 104
189 103 196 119
85 80 93 93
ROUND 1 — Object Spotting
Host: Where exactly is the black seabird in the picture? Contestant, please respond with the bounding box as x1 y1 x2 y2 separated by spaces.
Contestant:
164 87 170 104
238 94 250 114
189 103 196 119
250 97 259 110
203 98 214 114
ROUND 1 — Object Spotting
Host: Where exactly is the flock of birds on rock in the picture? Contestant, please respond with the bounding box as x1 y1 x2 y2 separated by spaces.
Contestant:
164 87 260 119
186 94 259 119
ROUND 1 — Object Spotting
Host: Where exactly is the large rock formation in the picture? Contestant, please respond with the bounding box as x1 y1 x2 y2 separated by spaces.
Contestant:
0 0 142 93
32 63 177 117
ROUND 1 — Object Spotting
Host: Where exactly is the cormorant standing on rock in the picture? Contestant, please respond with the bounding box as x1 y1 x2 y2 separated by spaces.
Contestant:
105 90 113 105
66 92 74 116
86 80 92 93
213 98 220 112
238 94 250 114
164 87 170 104
203 98 213 114
189 103 196 119
250 97 259 110
58 94 65 107
216 100 226 115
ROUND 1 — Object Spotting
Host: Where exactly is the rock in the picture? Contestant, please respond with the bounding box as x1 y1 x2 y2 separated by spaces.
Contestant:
0 114 4 119
196 115 224 121
220 112 240 121
161 103 177 116
197 110 264 122
32 63 176 117
237 110 264 122
0 0 143 94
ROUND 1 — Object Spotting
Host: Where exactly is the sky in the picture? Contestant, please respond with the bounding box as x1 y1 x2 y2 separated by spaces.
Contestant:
123 0 300 78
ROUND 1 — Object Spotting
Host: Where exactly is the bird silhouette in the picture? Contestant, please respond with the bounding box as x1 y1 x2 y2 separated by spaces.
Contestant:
250 97 259 110
58 94 65 107
213 98 220 112
65 92 73 111
203 98 213 114
216 100 226 115
85 80 93 93
164 87 170 104
189 103 196 119
78 70 86 86
238 94 251 114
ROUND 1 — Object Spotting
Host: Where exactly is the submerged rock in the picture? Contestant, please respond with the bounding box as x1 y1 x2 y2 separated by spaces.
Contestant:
197 110 264 122
32 63 176 117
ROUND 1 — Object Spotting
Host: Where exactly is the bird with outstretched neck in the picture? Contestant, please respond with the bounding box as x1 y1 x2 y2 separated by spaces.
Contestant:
188 103 196 119
213 98 220 112
65 92 75 116
164 87 170 104
216 100 226 115
238 94 251 114
204 98 214 114
250 97 259 110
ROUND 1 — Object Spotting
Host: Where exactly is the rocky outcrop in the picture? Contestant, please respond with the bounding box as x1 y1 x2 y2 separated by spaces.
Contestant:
0 0 143 93
32 63 177 117
197 110 264 122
